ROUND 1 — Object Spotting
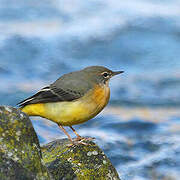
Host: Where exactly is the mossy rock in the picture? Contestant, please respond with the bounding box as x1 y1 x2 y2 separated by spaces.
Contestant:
41 139 120 180
0 106 121 180
0 106 50 180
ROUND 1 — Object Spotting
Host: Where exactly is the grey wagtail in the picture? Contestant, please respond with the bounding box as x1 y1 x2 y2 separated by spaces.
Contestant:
18 66 124 145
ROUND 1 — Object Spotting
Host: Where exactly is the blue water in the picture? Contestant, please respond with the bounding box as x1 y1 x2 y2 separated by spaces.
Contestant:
0 0 180 179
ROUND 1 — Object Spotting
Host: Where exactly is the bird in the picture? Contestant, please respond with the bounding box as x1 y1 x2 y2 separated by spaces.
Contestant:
18 66 124 145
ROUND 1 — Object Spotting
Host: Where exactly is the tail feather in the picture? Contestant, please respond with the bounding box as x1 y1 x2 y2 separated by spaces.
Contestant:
17 97 35 107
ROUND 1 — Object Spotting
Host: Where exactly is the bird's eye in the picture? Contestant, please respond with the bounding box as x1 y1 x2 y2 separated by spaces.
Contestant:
102 72 109 78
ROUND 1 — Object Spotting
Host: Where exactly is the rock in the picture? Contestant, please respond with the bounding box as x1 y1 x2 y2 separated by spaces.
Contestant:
41 139 120 180
0 105 121 180
0 106 50 180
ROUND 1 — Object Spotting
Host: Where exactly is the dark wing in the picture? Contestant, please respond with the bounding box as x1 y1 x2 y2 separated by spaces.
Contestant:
17 70 93 107
17 86 83 107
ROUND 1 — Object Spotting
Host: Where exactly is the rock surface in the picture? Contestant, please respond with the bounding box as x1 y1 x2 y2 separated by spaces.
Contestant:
42 139 120 180
0 106 50 180
0 106 120 180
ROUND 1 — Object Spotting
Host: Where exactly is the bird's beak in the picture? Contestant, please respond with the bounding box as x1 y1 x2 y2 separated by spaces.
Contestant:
112 71 124 76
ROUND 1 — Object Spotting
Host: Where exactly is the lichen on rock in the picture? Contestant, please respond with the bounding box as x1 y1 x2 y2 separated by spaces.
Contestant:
41 139 120 180
0 106 50 180
0 106 121 180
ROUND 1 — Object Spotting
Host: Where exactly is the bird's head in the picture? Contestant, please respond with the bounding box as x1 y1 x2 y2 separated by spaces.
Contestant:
81 66 124 85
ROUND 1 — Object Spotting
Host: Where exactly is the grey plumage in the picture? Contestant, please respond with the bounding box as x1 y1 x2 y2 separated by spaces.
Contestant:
17 66 114 107
17 70 92 107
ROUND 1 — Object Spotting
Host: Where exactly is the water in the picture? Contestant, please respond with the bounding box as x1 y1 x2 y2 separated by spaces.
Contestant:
0 0 180 179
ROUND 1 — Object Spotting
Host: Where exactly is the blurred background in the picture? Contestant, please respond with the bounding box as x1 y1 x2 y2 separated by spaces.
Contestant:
0 0 180 179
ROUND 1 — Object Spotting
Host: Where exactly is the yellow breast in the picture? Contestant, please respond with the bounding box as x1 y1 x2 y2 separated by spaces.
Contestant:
21 84 110 126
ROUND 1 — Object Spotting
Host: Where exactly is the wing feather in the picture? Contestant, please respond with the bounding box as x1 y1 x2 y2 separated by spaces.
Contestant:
17 86 82 107
17 70 92 107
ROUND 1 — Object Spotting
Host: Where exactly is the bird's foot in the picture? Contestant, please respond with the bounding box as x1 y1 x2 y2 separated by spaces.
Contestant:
67 140 88 147
74 136 95 142
67 137 95 147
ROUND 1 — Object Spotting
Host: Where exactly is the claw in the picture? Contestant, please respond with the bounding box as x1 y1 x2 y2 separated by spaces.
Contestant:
74 137 95 142
66 137 95 147
66 140 88 147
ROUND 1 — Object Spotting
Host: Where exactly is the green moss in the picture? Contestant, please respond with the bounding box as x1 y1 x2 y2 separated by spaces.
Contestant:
0 106 120 180
0 106 50 180
42 139 120 180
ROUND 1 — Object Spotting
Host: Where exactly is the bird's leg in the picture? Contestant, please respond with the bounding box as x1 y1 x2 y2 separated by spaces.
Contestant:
58 124 73 144
69 126 95 142
58 125 89 146
69 126 82 140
